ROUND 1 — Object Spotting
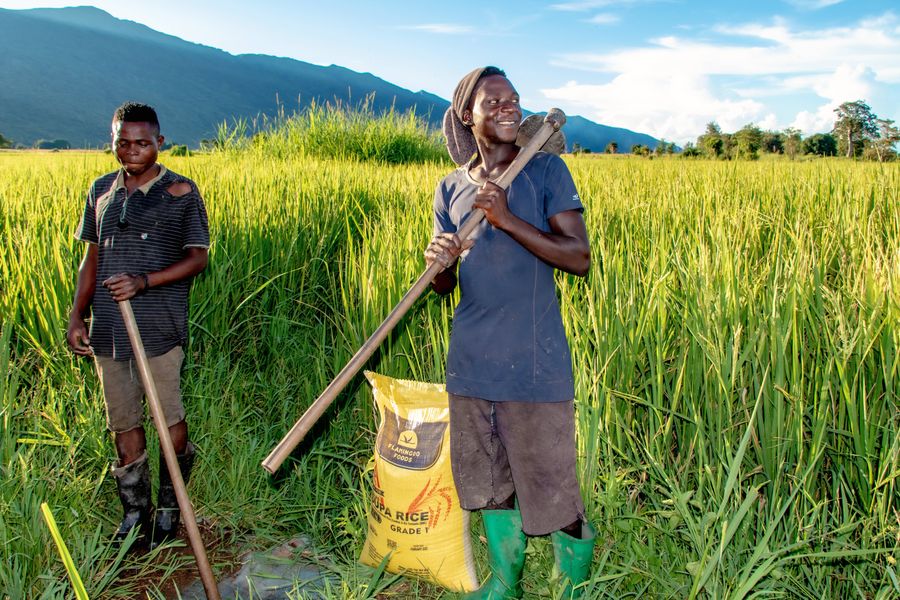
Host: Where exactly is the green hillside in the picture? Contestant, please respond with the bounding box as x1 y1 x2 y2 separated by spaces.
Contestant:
0 6 659 151
0 7 446 147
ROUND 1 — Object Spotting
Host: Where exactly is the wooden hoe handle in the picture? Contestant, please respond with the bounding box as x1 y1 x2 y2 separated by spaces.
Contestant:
262 109 567 474
119 301 221 600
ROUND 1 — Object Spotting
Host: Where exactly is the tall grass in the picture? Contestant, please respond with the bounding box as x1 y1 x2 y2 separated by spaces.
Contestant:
559 158 899 597
209 97 450 165
1 140 897 598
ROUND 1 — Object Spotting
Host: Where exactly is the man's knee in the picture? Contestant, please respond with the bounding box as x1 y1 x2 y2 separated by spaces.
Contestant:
113 425 147 465
166 419 189 454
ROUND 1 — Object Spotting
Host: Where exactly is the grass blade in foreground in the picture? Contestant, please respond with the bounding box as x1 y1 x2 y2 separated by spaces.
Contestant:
40 502 90 600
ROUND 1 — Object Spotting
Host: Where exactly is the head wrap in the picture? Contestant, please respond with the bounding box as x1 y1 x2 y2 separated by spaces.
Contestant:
442 67 489 166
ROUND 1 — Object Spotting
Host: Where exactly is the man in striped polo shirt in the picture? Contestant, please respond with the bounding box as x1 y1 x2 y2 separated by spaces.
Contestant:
67 102 209 549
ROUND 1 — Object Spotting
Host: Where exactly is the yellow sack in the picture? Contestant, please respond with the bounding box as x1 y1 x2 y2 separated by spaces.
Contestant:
360 371 478 592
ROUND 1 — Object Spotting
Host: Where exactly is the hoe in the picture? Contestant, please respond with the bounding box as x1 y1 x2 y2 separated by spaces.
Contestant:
262 109 567 474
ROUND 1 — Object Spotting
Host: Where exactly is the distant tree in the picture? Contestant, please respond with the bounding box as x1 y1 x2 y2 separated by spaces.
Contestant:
783 127 802 160
721 133 736 159
803 133 837 157
653 139 665 156
680 142 701 157
631 144 650 156
571 142 593 154
168 144 191 157
0 132 13 149
697 121 724 158
605 141 618 154
734 124 763 160
761 130 784 154
653 139 675 155
870 118 899 162
33 139 71 150
833 100 878 158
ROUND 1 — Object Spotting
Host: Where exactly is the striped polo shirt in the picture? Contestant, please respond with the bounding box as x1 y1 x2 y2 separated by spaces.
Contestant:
75 165 210 360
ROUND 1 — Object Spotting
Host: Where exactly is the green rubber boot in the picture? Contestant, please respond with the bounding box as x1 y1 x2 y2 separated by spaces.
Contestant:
550 521 596 599
464 509 527 599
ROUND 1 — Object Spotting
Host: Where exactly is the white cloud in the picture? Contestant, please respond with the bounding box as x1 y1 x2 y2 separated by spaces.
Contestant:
551 0 644 11
791 107 834 133
544 13 900 142
587 13 620 25
401 23 474 35
786 64 877 132
809 64 875 101
544 74 764 143
758 113 780 131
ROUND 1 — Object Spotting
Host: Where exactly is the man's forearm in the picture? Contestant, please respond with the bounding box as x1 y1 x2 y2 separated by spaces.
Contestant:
499 217 590 276
71 244 98 319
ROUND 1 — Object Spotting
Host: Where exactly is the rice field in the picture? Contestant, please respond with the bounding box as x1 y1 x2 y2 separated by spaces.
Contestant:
1 134 898 598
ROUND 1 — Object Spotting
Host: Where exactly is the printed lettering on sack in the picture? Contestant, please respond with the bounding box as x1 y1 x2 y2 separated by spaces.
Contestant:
376 408 447 470
369 464 453 536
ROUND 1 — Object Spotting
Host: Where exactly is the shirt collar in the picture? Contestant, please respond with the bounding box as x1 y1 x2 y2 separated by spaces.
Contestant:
113 164 169 195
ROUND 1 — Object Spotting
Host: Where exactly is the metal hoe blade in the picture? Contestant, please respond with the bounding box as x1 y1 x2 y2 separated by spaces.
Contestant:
517 114 567 155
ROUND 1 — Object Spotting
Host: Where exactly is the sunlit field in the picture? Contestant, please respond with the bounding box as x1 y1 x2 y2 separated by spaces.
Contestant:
1 118 898 598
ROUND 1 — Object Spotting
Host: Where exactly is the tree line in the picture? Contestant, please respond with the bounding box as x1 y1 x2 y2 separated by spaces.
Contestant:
0 135 71 150
682 100 898 161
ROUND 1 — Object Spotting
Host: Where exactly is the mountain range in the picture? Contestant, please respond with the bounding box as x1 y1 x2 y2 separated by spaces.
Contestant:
0 6 661 152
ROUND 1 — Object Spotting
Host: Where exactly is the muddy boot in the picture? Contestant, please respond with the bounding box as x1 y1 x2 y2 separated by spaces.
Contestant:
151 442 195 549
111 452 153 547
464 509 527 599
550 521 596 599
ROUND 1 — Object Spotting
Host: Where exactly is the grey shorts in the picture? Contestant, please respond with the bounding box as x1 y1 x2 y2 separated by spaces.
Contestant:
449 393 585 536
95 346 185 433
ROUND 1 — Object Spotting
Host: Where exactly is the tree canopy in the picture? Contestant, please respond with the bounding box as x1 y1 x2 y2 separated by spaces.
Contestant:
833 100 878 158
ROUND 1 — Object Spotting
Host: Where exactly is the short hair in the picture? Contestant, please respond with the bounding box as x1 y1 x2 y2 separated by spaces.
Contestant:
112 102 160 135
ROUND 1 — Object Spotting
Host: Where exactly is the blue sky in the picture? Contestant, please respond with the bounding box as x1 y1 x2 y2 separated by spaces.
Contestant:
3 1 898 144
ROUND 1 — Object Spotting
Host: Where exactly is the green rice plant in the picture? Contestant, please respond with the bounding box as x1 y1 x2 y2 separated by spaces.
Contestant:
210 96 449 165
559 156 899 597
1 128 897 598
41 502 89 600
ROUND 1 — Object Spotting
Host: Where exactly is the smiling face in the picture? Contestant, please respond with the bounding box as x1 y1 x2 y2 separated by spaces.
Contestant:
466 74 522 146
111 120 163 177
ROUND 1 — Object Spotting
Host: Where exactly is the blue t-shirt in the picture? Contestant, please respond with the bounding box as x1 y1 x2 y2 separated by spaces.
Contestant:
433 152 584 402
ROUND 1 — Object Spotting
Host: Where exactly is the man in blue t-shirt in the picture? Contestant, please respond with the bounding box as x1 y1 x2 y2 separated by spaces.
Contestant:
425 67 595 598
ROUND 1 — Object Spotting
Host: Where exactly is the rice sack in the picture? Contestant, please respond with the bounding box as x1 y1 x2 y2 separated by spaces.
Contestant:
360 371 477 592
